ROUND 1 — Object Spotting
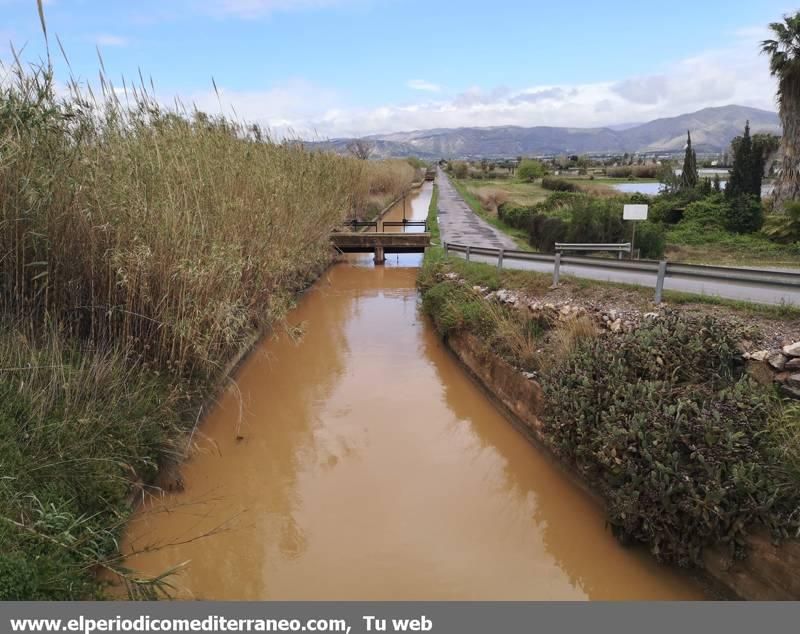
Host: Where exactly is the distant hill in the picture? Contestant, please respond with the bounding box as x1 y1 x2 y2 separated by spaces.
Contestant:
310 105 780 158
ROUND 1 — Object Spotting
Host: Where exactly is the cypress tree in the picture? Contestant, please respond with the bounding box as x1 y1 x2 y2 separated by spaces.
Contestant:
726 121 764 233
680 131 698 190
728 121 755 199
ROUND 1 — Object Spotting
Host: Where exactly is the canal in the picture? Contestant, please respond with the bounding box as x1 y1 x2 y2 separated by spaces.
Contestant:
121 183 708 600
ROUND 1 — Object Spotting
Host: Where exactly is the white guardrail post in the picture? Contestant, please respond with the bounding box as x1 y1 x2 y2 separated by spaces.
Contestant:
497 248 504 270
654 260 667 303
465 245 471 262
443 241 448 256
552 253 561 287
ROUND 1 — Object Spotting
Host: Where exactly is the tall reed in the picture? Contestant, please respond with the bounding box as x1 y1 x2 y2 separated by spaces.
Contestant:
0 62 412 378
0 58 416 598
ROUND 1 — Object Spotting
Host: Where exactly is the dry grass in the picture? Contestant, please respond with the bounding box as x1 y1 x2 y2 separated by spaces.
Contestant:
548 315 598 361
476 187 510 215
0 56 416 598
771 401 800 487
350 159 417 220
462 179 549 207
482 299 543 370
572 180 618 197
0 62 413 379
605 165 660 179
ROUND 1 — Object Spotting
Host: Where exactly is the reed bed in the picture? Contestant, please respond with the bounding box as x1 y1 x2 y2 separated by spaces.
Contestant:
0 60 416 598
0 63 414 378
350 159 417 219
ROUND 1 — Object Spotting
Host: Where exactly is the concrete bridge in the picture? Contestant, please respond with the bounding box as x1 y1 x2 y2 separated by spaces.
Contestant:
331 232 431 263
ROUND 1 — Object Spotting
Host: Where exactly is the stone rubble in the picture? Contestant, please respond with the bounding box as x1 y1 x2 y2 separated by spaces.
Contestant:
437 269 800 400
783 342 800 357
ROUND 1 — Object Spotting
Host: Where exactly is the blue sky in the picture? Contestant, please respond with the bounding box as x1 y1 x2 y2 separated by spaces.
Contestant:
0 0 796 137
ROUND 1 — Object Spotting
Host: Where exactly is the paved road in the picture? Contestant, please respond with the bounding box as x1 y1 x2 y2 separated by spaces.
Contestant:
460 252 800 306
436 169 517 250
436 171 800 306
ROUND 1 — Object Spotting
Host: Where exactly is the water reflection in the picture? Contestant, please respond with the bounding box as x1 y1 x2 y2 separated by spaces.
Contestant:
120 184 707 600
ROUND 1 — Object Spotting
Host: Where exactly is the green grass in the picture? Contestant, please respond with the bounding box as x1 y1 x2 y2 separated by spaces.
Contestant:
460 178 550 206
423 253 800 321
427 183 440 242
658 289 800 319
666 225 800 268
0 327 190 599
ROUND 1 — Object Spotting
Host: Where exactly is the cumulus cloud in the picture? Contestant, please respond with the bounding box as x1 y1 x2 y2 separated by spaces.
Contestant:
185 78 339 136
172 24 778 138
407 79 441 92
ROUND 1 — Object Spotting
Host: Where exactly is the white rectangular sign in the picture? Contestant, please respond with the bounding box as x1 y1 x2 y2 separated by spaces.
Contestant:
623 204 648 220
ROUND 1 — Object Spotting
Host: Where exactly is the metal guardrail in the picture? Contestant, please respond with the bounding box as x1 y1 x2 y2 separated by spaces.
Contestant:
555 242 631 253
443 241 800 303
555 242 631 260
342 220 379 232
382 220 428 232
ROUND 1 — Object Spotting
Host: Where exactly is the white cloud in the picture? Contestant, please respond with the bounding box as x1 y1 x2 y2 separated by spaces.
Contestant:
407 79 441 92
96 34 129 47
185 78 340 136
158 22 779 139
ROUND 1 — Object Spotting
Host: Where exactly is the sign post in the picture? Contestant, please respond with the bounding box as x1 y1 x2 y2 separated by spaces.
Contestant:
623 204 648 259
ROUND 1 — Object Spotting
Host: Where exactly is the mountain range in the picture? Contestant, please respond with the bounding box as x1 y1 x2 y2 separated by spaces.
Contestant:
311 105 780 158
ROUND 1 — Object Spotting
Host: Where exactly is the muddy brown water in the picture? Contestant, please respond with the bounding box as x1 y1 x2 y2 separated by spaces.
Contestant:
378 181 431 233
121 186 708 600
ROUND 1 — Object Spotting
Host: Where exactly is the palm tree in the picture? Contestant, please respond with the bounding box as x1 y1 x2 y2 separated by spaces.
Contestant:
762 13 800 211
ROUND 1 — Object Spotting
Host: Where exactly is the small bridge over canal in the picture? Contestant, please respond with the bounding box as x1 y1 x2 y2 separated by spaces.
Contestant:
331 231 431 264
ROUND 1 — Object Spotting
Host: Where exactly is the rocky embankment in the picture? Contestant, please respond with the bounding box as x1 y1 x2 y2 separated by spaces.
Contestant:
443 271 800 401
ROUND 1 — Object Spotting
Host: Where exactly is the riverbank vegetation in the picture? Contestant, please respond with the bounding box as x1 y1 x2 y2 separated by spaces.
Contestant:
351 159 418 221
542 314 799 565
418 250 800 569
444 122 800 266
0 59 414 599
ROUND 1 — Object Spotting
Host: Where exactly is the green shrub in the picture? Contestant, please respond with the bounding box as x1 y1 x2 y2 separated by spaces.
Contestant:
764 201 800 243
650 188 711 224
421 281 494 337
0 553 38 600
627 192 652 205
517 159 546 182
649 196 685 224
605 165 660 179
450 161 468 178
535 192 589 215
566 198 624 244
498 203 537 230
726 194 764 234
682 195 727 229
528 215 568 252
633 221 666 259
541 177 581 192
541 312 799 566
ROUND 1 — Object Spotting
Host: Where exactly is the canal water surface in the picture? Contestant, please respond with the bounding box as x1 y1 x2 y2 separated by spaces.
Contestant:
121 184 708 600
